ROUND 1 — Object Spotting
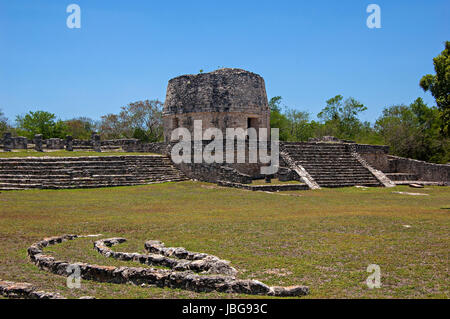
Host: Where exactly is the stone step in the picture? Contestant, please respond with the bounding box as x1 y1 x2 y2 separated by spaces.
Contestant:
0 179 187 190
301 166 368 170
319 182 381 188
0 155 187 190
0 177 184 185
0 168 180 175
305 171 374 175
282 143 380 188
312 175 377 180
304 170 373 174
315 178 379 184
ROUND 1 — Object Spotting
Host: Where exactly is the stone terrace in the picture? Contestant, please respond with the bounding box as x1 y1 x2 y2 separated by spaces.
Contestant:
0 155 186 190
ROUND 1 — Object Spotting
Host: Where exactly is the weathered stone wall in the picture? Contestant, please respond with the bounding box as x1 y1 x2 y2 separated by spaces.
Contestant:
388 155 450 183
354 144 390 171
46 138 65 150
166 140 271 181
122 141 168 154
162 68 270 142
175 162 252 184
12 137 28 149
353 143 449 183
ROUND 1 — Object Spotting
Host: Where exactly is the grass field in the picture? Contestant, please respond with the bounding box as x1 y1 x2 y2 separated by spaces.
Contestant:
251 178 303 185
0 181 448 299
0 150 158 157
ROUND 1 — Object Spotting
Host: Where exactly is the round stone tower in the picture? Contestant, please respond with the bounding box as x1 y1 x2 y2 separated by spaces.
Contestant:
163 68 270 141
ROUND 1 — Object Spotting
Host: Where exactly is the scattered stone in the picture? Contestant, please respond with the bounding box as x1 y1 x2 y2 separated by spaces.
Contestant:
392 191 429 196
0 280 65 299
269 285 309 297
409 183 424 188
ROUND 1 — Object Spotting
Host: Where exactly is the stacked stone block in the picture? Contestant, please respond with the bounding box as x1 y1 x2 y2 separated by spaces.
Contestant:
0 155 187 190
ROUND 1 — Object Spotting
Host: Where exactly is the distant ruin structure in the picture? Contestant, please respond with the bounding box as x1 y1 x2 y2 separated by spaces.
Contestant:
0 68 447 191
2 133 13 152
162 68 270 142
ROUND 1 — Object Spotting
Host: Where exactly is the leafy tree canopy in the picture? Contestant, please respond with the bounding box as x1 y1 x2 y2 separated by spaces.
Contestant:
420 41 450 136
15 110 67 139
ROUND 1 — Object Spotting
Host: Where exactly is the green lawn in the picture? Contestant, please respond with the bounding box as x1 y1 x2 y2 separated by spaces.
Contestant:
0 181 448 299
251 178 304 185
0 150 158 157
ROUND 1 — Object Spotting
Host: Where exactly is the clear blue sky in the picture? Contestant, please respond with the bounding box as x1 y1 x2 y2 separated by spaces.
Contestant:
0 0 448 124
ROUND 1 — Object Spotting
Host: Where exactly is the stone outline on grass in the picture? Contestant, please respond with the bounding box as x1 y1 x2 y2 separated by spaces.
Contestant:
27 235 309 297
95 238 237 276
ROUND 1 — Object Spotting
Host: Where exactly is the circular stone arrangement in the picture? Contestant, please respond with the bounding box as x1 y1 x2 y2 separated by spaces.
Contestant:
95 238 238 276
26 235 309 297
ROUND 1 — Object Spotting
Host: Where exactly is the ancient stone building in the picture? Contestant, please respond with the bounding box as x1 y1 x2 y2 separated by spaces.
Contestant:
162 68 270 142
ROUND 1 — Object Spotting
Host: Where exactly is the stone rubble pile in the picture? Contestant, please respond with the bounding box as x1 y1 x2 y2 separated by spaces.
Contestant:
0 280 65 299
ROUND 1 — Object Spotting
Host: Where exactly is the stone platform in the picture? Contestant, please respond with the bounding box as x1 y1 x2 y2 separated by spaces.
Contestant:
0 155 187 190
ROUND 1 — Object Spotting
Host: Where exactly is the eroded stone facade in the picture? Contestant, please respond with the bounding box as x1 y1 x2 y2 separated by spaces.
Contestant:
162 68 270 142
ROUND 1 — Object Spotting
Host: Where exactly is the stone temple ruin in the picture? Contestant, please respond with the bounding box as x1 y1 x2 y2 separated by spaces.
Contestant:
162 68 270 142
0 68 448 190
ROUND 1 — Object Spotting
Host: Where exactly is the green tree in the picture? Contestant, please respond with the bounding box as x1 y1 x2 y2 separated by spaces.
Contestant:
285 109 314 141
99 113 124 139
15 111 67 139
268 96 292 141
318 95 367 139
99 100 164 142
375 98 449 163
0 109 9 136
119 100 164 142
420 41 450 136
64 117 96 139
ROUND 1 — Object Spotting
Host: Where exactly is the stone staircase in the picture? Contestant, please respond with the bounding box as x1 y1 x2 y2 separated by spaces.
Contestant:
281 143 382 188
0 155 187 190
